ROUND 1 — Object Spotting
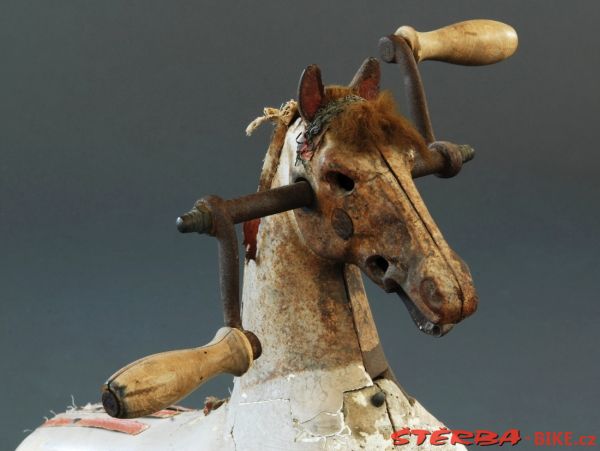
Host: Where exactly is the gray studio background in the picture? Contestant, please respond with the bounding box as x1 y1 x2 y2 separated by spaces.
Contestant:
1 1 599 449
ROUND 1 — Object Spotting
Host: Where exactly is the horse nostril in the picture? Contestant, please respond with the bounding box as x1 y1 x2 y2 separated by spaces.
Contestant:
428 324 442 337
366 255 389 279
419 278 444 311
382 264 407 292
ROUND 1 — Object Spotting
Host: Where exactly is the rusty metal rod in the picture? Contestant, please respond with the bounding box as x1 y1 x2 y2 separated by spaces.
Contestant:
379 35 436 144
226 181 314 224
413 142 475 179
177 148 474 238
199 195 241 329
177 181 314 234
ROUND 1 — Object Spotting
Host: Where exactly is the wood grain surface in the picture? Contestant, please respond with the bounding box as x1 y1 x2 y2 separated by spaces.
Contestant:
395 19 518 66
103 327 253 418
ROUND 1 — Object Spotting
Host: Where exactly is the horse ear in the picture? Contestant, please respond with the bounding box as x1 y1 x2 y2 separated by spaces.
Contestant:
349 57 380 100
297 64 325 122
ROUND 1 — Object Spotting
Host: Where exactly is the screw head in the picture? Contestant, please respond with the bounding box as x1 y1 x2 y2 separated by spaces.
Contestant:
102 388 121 418
371 391 386 407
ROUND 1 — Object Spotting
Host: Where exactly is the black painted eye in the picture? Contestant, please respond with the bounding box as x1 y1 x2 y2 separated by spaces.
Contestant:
327 171 355 193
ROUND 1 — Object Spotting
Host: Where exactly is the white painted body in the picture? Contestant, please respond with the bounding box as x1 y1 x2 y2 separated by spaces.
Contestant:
18 383 462 450
18 119 466 451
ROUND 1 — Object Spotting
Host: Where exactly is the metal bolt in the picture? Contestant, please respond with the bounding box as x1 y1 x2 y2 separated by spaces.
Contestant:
459 144 475 163
378 36 397 63
371 391 386 407
176 203 213 234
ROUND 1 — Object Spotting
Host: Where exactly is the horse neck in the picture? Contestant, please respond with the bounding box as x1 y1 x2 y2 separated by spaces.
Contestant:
236 124 388 403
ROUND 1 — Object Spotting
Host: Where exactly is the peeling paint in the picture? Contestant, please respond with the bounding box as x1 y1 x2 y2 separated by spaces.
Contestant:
297 411 347 438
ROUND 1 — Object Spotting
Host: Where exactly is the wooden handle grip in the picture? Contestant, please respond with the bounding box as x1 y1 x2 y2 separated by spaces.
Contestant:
395 19 518 65
102 327 254 418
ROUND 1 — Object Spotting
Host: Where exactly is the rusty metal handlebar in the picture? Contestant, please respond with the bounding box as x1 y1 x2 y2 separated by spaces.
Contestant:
176 182 314 235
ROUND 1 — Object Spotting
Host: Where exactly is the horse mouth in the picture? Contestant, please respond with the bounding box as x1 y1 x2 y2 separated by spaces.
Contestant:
364 257 461 337
395 289 455 337
375 262 458 337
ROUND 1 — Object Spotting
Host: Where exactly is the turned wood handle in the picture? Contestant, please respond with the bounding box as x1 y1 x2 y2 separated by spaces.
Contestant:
395 19 518 66
102 327 254 418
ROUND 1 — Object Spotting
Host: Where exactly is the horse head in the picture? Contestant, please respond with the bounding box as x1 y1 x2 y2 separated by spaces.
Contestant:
290 59 477 336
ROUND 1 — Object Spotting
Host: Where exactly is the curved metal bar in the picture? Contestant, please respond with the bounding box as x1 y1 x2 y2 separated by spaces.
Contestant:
379 35 435 144
176 182 314 332
200 195 241 330
412 141 475 179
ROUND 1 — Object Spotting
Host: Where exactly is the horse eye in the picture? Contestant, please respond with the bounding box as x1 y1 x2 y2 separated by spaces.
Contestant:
327 171 355 193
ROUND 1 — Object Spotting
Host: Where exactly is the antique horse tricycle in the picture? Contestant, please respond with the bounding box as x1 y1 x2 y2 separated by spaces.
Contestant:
18 19 517 450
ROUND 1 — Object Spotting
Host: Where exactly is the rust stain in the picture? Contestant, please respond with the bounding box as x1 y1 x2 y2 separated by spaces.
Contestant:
239 202 366 386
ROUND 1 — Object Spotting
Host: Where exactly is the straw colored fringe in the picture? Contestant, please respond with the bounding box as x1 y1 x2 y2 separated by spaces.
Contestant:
245 100 298 136
246 100 299 192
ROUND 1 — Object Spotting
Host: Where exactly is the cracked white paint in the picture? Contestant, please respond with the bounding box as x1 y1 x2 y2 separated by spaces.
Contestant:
297 411 347 438
233 367 372 423
377 379 467 451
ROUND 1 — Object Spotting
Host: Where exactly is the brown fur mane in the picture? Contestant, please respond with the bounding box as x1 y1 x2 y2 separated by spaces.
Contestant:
255 85 431 192
323 85 431 161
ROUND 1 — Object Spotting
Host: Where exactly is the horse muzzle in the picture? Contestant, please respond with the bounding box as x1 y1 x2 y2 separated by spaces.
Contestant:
375 253 478 337
358 147 479 336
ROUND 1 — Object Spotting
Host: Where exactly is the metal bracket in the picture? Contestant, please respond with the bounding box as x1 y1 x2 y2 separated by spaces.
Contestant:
379 34 475 178
176 181 314 348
